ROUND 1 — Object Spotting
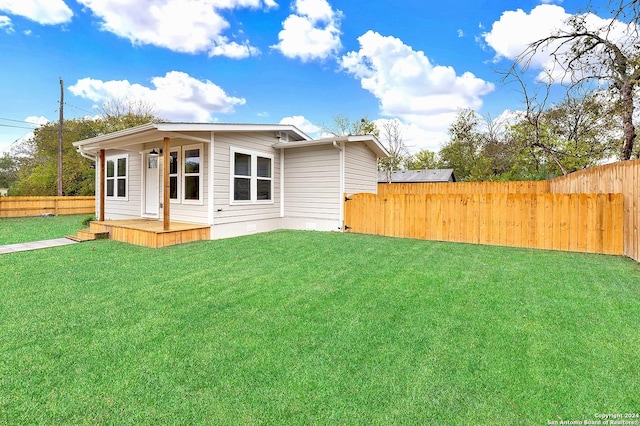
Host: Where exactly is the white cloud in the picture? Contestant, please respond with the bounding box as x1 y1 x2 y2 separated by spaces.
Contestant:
340 30 494 152
68 71 246 122
0 0 73 25
279 115 321 136
209 39 260 58
0 15 13 32
373 118 447 153
76 0 274 58
24 116 50 126
0 116 50 155
483 5 635 82
483 5 570 66
272 0 342 62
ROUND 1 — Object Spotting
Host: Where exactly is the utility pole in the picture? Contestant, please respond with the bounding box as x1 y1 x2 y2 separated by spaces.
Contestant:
58 78 63 196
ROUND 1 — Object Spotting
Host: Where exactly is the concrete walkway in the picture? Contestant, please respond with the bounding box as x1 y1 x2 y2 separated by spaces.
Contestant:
0 238 78 255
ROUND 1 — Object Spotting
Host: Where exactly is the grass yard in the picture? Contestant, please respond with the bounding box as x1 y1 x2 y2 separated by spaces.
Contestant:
1 218 639 424
0 214 90 245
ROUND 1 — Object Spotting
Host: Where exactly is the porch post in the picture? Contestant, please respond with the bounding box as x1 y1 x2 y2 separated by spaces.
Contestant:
99 149 105 221
163 137 171 230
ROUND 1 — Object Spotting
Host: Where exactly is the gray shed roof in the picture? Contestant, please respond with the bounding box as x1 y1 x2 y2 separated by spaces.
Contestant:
378 169 456 183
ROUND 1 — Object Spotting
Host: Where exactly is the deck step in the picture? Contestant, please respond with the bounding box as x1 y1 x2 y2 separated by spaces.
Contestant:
66 229 110 242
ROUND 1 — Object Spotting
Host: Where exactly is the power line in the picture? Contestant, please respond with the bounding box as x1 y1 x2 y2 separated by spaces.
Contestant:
63 102 96 116
0 117 40 125
0 123 37 130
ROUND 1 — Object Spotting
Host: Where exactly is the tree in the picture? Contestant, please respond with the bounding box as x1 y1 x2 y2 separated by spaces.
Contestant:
501 84 621 179
506 72 572 176
99 97 158 133
10 100 159 196
611 0 640 27
0 153 18 190
439 109 494 181
377 118 410 182
323 114 379 137
517 5 640 159
406 149 440 170
543 92 619 168
11 119 98 196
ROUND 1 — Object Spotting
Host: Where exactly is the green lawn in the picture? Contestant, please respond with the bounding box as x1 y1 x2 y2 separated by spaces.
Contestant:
0 214 89 245
1 218 639 424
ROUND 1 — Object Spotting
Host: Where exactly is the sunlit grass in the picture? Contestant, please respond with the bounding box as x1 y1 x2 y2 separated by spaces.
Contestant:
0 214 88 244
1 224 639 424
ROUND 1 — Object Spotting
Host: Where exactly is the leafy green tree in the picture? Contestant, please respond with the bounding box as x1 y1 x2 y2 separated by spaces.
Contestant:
11 119 98 196
406 149 440 170
11 100 158 196
0 153 18 190
503 91 620 179
439 109 494 181
542 92 619 169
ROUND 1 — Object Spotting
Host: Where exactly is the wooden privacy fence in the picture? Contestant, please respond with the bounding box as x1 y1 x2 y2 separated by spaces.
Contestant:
344 192 624 255
0 196 95 218
378 180 552 195
550 159 640 263
358 159 640 261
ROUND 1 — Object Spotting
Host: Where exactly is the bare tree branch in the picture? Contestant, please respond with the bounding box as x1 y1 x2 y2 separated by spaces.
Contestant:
514 9 640 160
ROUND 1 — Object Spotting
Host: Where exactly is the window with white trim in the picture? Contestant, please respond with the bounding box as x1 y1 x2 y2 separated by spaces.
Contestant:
168 149 180 202
183 144 203 204
231 148 273 204
105 154 128 199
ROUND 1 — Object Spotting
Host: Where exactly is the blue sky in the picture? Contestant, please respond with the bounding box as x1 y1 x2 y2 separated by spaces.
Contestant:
0 0 610 154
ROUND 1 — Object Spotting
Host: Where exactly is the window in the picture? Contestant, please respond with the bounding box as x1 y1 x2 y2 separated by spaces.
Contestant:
105 155 128 199
234 153 251 201
183 144 203 204
231 148 273 204
169 150 179 201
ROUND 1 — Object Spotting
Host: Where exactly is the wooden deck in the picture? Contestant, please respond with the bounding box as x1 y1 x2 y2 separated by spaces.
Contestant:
89 219 211 248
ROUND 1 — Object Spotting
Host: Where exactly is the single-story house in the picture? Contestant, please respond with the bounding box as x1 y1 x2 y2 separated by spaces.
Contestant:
73 122 388 242
378 169 456 183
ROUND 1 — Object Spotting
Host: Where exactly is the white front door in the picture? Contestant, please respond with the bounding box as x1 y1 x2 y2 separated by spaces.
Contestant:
144 153 159 216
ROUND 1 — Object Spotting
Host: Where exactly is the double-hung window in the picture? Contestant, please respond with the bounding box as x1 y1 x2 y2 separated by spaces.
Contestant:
105 155 128 199
231 148 273 204
168 150 180 202
182 144 203 204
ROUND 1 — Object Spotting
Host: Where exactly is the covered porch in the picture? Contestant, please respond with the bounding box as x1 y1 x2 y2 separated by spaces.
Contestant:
88 219 210 248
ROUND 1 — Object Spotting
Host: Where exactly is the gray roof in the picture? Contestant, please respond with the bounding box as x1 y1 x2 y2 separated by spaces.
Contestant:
378 169 456 183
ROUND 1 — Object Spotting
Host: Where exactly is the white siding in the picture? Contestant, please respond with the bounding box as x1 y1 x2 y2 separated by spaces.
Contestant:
95 131 369 238
101 141 210 224
344 142 378 195
212 132 282 230
162 141 209 224
283 144 340 221
103 150 141 220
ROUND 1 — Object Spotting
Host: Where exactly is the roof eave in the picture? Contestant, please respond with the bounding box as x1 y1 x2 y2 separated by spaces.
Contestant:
273 134 389 157
72 122 312 155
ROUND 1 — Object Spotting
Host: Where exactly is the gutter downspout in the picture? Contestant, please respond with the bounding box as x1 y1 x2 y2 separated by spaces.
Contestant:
332 141 345 231
76 147 101 220
280 148 285 219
